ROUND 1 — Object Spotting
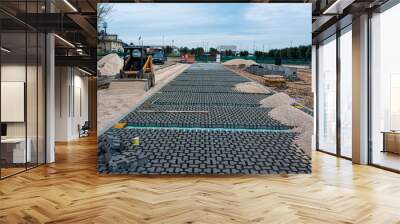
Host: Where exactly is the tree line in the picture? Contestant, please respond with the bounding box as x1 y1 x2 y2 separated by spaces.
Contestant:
162 45 311 60
255 45 311 60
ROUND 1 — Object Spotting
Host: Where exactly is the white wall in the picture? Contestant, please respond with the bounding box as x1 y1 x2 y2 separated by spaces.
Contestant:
54 67 89 141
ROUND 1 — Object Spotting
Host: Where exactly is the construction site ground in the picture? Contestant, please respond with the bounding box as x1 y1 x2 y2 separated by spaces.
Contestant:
98 63 312 175
226 65 313 109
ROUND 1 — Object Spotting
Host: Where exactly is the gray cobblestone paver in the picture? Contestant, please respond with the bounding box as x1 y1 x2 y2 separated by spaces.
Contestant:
98 128 311 174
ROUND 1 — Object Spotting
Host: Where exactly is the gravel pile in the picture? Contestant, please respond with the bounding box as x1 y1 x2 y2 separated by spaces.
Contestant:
222 59 258 67
98 53 123 77
234 82 271 94
268 104 313 155
260 92 294 108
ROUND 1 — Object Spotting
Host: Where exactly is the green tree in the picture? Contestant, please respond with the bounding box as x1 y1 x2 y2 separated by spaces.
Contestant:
224 50 233 56
305 46 311 60
194 47 204 56
209 47 218 56
239 51 249 57
254 51 263 59
180 47 189 55
164 46 173 55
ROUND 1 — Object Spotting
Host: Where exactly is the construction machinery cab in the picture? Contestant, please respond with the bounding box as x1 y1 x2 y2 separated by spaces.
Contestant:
120 45 155 88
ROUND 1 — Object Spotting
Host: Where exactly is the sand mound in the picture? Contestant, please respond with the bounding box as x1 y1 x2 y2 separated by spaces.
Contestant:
98 53 123 77
223 59 258 67
269 105 313 155
234 82 271 94
260 92 294 108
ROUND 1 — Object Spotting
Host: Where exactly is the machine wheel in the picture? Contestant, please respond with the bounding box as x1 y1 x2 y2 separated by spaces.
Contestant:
150 72 155 87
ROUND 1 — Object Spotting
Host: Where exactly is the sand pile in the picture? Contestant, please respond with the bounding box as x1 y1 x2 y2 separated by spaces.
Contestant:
223 59 258 67
98 53 123 77
269 105 313 155
260 92 294 108
234 82 271 94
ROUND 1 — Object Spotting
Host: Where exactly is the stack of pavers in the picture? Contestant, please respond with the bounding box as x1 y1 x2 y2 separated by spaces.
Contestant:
98 63 311 174
246 64 298 81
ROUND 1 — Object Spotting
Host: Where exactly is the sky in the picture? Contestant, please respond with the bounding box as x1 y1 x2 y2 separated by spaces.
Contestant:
102 3 311 52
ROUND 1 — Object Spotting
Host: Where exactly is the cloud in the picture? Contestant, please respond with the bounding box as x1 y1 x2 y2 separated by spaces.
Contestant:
103 3 311 51
243 3 311 23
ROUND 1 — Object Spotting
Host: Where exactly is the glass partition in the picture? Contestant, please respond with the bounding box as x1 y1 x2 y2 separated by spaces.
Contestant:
339 26 352 158
370 3 400 171
0 1 46 179
317 35 337 154
1 31 28 177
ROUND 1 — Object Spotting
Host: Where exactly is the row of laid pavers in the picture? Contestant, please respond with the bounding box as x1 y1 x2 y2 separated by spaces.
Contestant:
98 128 310 174
160 85 240 93
120 104 292 130
147 92 268 106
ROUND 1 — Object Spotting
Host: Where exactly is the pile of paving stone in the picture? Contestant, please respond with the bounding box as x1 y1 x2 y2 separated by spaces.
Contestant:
245 64 298 81
98 128 311 174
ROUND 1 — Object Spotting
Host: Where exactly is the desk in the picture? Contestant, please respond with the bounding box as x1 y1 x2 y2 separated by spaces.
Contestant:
382 131 400 154
1 138 31 163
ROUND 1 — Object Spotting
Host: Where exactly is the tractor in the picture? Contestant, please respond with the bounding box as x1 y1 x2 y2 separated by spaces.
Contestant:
119 45 155 89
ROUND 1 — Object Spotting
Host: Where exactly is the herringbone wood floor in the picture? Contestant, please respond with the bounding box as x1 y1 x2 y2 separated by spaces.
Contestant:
1 136 400 224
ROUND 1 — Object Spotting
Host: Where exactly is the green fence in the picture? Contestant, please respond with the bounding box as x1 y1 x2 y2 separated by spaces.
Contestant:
195 55 217 62
220 56 310 65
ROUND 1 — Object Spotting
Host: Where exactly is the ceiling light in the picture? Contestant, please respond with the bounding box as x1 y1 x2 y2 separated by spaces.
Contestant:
54 34 75 48
63 0 78 12
78 67 92 76
1 47 11 53
323 0 355 15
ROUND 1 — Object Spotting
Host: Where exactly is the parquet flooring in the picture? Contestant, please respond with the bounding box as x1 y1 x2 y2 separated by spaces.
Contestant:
1 136 400 223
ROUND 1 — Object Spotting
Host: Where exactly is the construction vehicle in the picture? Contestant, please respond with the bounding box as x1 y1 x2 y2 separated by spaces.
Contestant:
119 45 155 88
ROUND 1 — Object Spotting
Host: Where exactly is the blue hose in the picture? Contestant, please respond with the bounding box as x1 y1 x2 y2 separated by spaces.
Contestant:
125 125 295 133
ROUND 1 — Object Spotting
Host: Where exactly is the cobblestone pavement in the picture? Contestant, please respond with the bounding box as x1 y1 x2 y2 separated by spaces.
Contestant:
98 63 311 175
121 105 292 130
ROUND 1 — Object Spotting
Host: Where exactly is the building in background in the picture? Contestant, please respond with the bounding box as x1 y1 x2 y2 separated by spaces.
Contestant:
217 45 238 55
97 31 124 53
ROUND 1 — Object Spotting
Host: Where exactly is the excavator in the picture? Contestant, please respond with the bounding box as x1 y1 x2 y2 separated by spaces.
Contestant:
119 45 155 89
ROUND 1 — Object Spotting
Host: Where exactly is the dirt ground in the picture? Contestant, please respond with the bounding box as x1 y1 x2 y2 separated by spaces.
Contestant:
285 69 313 109
225 65 313 109
97 63 190 133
